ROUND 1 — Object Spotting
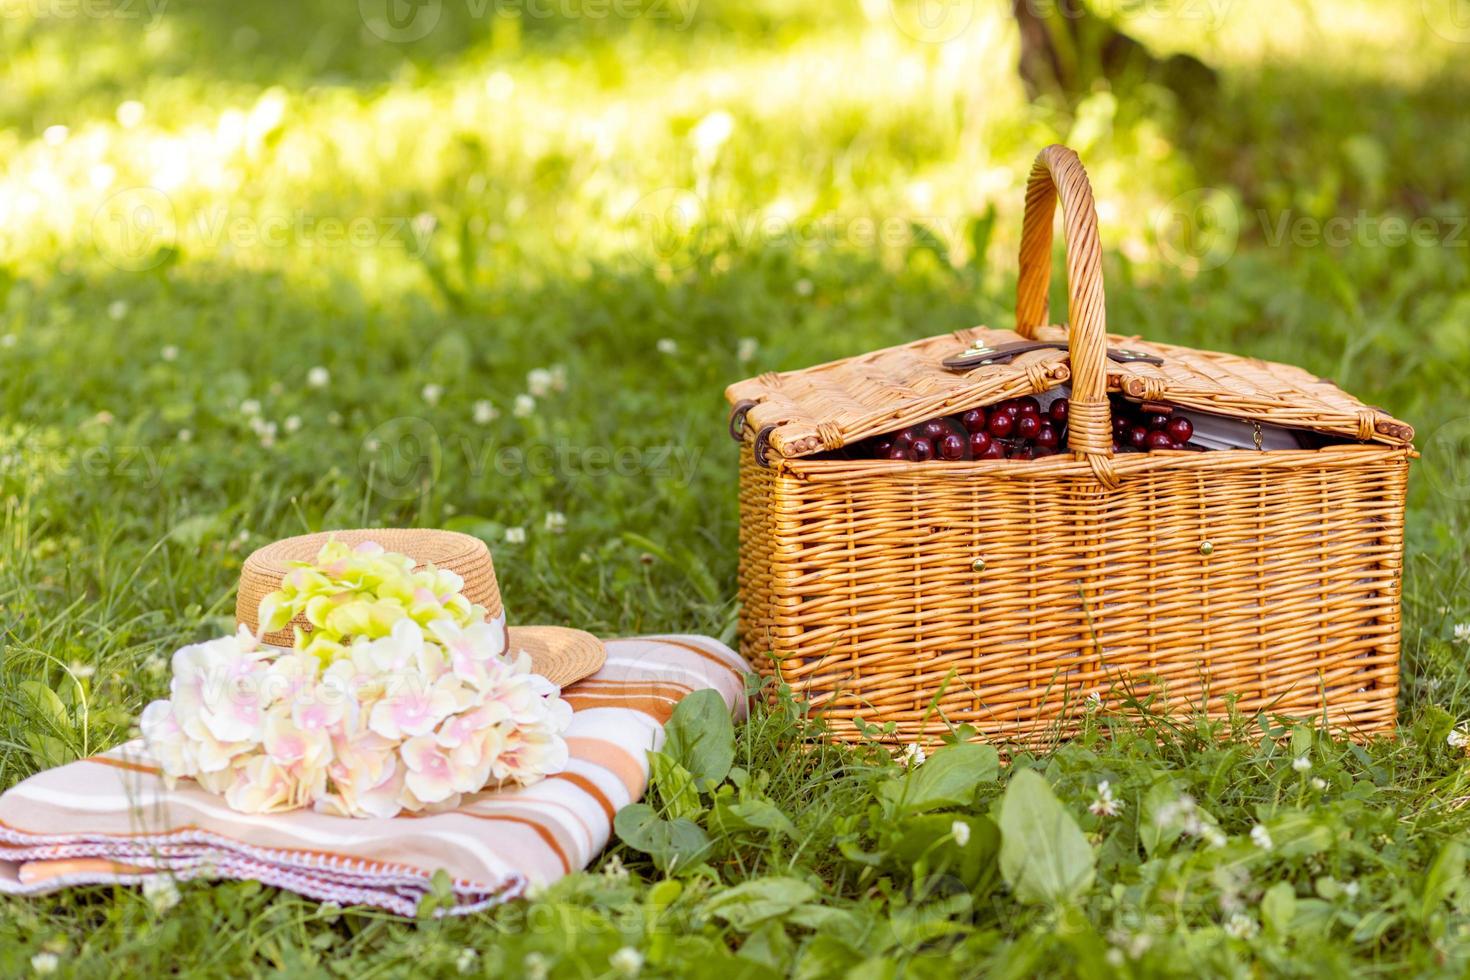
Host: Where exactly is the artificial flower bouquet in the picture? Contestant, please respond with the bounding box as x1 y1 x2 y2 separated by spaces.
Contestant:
140 539 572 818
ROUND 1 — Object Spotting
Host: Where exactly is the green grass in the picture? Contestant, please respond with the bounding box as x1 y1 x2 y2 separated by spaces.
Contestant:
2 0 1470 974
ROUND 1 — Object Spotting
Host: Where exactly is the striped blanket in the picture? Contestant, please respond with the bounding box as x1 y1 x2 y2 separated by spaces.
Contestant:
0 635 749 915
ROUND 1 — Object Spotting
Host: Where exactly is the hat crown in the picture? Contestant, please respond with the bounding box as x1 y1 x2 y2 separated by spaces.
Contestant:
236 528 502 646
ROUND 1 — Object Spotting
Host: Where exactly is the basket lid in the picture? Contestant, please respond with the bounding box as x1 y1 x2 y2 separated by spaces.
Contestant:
726 145 1413 464
725 323 1414 461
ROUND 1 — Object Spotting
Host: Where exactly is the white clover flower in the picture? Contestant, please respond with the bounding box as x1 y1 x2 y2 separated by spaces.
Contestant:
690 109 734 157
737 337 758 363
513 394 536 418
161 345 179 362
455 947 478 974
1454 623 1470 645
526 368 555 398
283 415 302 434
0 333 15 348
656 338 678 355
951 820 971 847
505 526 527 544
363 437 380 452
94 410 114 425
610 946 644 978
794 277 814 297
1224 913 1258 939
900 742 925 767
327 411 343 426
544 511 567 534
142 874 181 913
1311 777 1327 791
1086 690 1103 709
1250 824 1273 850
43 124 68 145
523 952 550 980
1089 779 1122 817
307 366 330 389
30 952 59 975
473 400 499 425
240 398 261 417
1343 880 1360 898
107 300 129 321
602 853 629 882
1449 727 1469 749
68 662 96 679
177 429 192 443
422 383 444 407
1292 755 1311 772
116 100 146 128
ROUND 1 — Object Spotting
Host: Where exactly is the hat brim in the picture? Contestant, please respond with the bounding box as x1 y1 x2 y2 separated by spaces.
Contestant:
507 625 606 688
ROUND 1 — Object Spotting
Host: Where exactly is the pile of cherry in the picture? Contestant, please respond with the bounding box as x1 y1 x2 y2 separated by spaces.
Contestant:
856 396 1197 461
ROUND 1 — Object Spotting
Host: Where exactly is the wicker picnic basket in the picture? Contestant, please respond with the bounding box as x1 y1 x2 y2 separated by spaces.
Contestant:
726 145 1415 746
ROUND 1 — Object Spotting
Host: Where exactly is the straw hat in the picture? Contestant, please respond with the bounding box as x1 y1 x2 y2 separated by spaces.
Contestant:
236 528 605 688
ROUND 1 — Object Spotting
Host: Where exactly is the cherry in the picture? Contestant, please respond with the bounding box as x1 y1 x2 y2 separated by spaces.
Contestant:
1001 403 1021 419
937 432 966 460
1146 430 1174 450
988 412 1015 437
921 419 949 440
1049 398 1069 424
968 430 993 456
979 441 1007 460
1033 446 1057 458
1113 417 1131 439
892 429 914 447
1017 396 1041 416
886 445 914 461
1035 422 1059 450
960 408 987 433
1166 416 1194 443
1016 414 1041 440
1127 425 1149 448
871 438 893 456
1145 413 1170 431
911 438 934 462
1008 444 1034 460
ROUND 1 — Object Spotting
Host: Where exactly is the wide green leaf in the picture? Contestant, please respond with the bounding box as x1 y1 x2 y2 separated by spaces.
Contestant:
613 803 711 873
702 877 816 930
877 743 999 815
996 769 1096 906
662 688 735 790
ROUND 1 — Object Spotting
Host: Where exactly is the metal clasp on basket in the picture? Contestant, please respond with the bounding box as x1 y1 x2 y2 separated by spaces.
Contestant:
728 399 758 442
942 339 1165 372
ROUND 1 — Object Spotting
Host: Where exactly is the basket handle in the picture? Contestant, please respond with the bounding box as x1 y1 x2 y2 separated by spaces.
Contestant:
1014 145 1116 475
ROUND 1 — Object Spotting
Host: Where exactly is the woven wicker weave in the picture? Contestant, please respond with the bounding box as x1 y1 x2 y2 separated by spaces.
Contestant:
728 145 1414 745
